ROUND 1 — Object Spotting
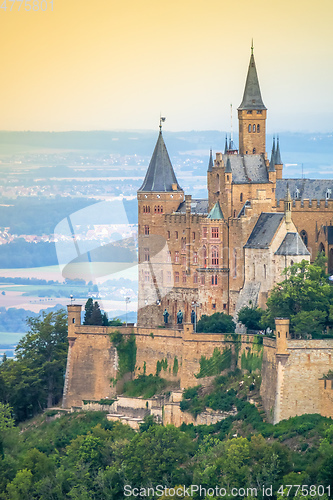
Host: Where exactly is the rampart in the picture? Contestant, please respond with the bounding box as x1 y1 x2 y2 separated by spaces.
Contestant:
63 305 262 408
260 319 333 423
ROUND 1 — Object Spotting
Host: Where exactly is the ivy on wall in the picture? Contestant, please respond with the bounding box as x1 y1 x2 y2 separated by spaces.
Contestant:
195 347 232 378
173 357 179 376
110 331 137 381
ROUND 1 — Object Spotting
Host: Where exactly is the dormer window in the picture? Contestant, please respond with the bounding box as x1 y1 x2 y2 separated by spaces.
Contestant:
295 188 300 199
326 188 332 199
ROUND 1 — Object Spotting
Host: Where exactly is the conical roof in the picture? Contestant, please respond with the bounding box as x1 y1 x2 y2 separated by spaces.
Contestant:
207 149 214 172
269 138 276 172
207 201 224 220
238 50 266 111
275 136 282 164
138 131 182 192
225 157 232 173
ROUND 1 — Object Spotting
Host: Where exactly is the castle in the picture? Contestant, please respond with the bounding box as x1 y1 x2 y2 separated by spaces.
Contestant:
137 46 333 328
62 47 333 425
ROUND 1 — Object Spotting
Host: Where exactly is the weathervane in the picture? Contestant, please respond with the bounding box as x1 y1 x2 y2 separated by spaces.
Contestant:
251 38 254 55
159 115 166 131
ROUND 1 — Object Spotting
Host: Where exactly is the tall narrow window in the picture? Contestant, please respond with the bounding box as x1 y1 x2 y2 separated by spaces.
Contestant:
240 193 243 202
211 275 218 285
175 251 179 263
202 246 207 267
233 249 237 278
181 237 186 252
253 124 256 132
257 124 260 133
174 272 179 283
192 232 196 241
248 124 251 132
212 227 219 238
144 225 149 235
167 231 170 239
167 271 171 283
193 273 198 284
182 272 186 284
201 275 205 285
193 252 198 264
253 148 256 154
182 255 186 265
300 230 308 247
175 231 178 240
144 248 150 262
167 251 171 262
203 227 208 238
211 246 219 266
144 271 150 282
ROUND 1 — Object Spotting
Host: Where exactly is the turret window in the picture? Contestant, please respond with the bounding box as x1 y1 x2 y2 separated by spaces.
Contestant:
247 110 252 114
257 124 260 133
253 124 256 132
144 225 149 235
240 193 243 202
248 125 251 133
253 148 256 154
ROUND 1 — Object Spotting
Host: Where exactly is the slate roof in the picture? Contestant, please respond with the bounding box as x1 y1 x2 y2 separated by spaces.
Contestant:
207 149 214 172
222 153 269 184
138 131 182 192
238 52 266 111
176 199 209 215
276 179 333 202
207 201 224 220
275 232 310 256
244 213 284 249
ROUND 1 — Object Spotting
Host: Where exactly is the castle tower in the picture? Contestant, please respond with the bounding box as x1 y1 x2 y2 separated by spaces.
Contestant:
238 45 267 156
67 304 82 338
137 124 184 325
275 136 283 180
208 152 224 211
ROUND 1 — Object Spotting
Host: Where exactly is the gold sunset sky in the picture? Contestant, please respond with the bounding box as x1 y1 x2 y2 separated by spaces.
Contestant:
1 0 332 132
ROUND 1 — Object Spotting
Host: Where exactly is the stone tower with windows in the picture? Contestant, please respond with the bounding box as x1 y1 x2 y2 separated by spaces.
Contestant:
238 45 267 156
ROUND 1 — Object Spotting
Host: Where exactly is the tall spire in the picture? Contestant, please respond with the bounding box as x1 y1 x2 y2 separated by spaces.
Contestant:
207 149 214 172
138 129 182 192
269 137 276 171
275 136 282 164
224 135 228 154
238 46 266 111
285 183 292 223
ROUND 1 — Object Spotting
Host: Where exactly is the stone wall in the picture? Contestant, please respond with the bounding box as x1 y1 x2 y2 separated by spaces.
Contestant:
261 335 333 423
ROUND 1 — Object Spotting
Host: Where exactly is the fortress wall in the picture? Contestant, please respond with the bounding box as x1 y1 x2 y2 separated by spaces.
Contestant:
63 333 118 408
64 321 261 407
260 337 277 423
277 340 333 421
319 379 333 418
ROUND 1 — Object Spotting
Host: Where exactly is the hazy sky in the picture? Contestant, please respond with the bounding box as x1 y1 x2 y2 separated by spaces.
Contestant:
1 0 333 132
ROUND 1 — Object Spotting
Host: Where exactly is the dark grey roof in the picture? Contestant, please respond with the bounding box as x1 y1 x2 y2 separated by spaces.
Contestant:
244 213 284 249
275 232 310 256
238 52 266 111
225 157 232 173
222 153 269 184
138 131 182 192
237 200 251 218
275 137 282 164
207 149 213 172
276 179 333 202
176 199 208 215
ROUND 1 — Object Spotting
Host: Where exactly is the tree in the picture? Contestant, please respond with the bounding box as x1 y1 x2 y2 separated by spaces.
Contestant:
84 298 93 325
238 306 264 330
0 310 68 421
90 302 103 326
196 312 235 333
263 257 333 338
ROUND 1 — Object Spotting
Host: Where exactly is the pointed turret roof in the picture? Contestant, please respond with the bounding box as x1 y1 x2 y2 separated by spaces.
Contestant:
207 149 214 172
269 138 276 172
138 131 182 192
275 136 282 165
238 48 266 111
224 135 228 154
225 157 232 173
207 201 224 220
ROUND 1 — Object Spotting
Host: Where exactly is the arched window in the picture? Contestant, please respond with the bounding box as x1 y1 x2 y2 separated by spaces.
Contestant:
248 124 251 133
154 206 157 213
148 206 150 213
175 231 178 240
143 206 146 213
257 124 260 133
300 230 308 247
253 124 256 132
216 174 220 192
193 252 198 264
240 193 243 202
253 148 256 154
233 210 236 217
181 237 186 252
211 246 219 266
167 231 170 239
227 175 229 181
211 275 218 285
160 206 163 213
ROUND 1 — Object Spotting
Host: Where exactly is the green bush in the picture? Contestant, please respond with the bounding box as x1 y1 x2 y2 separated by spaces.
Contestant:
123 374 169 399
